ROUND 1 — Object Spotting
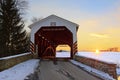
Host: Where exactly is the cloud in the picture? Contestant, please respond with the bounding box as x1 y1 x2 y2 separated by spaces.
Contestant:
90 33 110 38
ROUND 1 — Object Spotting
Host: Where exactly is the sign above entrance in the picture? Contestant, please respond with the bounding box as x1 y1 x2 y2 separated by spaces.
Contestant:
42 28 65 31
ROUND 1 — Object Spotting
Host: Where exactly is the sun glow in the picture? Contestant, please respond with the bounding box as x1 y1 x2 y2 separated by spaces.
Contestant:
95 49 100 54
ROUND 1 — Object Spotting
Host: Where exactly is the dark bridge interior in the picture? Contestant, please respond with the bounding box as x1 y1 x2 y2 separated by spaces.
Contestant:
35 26 73 59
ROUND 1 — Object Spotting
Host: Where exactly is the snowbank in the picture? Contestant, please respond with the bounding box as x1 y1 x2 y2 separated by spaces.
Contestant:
0 59 39 80
76 52 120 76
70 60 115 80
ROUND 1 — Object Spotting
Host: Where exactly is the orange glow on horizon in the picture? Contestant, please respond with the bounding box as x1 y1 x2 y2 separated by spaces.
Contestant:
77 27 120 52
56 45 70 51
95 49 100 54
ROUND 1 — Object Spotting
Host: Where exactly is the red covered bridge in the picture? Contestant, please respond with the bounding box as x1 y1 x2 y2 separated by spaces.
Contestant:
29 15 79 59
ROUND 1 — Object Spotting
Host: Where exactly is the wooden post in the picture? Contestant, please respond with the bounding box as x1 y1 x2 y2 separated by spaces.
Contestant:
70 45 73 59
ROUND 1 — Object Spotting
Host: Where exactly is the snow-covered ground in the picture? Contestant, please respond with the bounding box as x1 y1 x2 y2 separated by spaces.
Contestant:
75 52 120 80
56 51 120 68
56 51 120 79
76 52 120 75
56 51 70 57
0 51 120 80
76 52 120 67
0 59 39 80
70 60 115 80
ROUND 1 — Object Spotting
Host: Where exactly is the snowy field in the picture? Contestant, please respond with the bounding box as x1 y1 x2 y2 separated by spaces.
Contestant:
76 52 120 68
0 59 39 80
56 51 70 57
56 51 120 68
76 52 120 75
76 52 120 80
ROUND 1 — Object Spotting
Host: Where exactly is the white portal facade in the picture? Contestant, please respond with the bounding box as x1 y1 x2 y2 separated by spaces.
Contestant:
29 15 79 58
29 15 79 44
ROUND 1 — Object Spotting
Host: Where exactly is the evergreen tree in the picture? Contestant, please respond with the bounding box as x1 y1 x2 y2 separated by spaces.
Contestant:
0 16 6 57
0 0 28 57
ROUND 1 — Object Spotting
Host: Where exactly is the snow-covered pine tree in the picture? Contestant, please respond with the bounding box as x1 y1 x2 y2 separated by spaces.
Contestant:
0 0 28 57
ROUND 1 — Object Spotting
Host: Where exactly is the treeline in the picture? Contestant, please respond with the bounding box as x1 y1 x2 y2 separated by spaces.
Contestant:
0 0 29 57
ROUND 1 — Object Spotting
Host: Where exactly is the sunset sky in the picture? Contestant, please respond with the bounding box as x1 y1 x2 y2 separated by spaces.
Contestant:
26 0 120 51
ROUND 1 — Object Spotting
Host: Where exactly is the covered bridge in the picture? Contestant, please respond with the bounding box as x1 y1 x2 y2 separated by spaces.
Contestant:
29 15 79 59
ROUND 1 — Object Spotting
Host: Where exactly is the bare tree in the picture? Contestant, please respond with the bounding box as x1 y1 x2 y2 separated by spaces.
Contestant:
31 17 43 23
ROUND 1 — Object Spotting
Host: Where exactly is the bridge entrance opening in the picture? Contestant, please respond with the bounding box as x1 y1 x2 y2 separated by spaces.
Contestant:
56 45 70 58
35 26 73 59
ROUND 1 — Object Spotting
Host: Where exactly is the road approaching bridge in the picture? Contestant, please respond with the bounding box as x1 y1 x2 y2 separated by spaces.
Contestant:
31 60 101 80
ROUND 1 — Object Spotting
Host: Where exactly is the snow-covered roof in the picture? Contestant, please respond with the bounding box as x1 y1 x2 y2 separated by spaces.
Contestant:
28 14 79 29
